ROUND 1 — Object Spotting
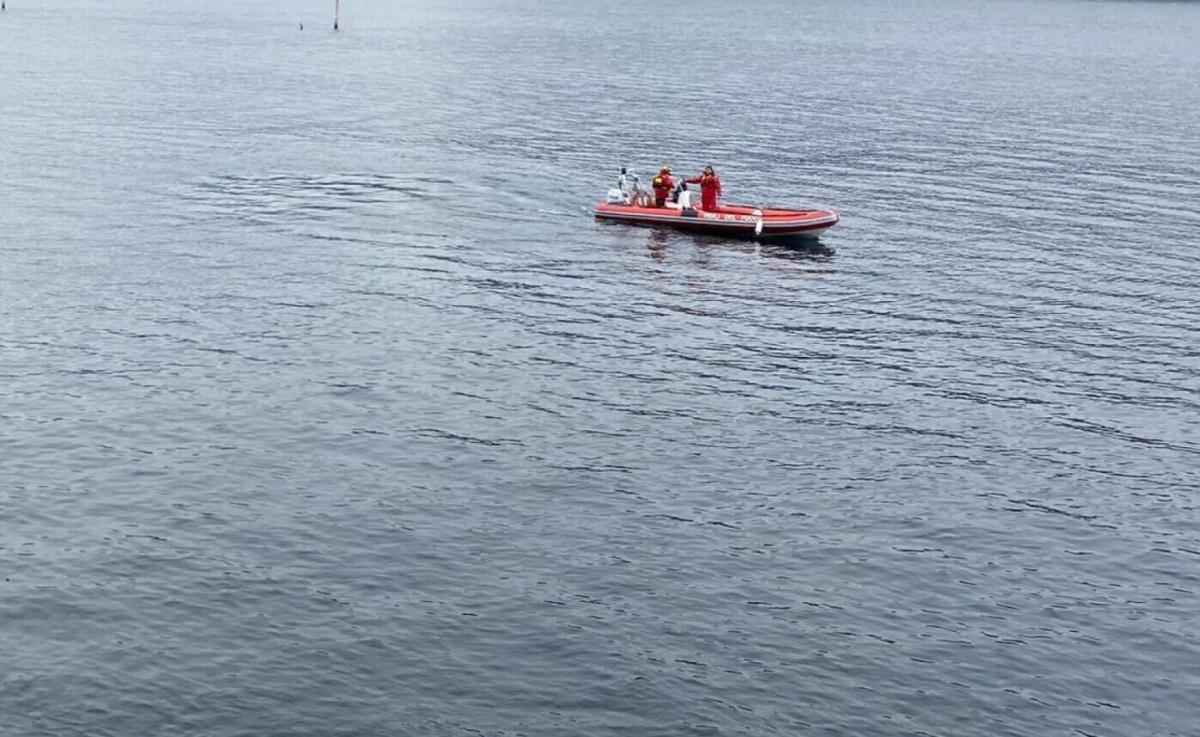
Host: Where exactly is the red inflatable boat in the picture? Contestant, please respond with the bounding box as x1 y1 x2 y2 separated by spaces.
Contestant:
594 201 839 239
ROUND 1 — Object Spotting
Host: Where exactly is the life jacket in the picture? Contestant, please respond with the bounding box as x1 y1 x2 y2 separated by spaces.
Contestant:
652 174 673 197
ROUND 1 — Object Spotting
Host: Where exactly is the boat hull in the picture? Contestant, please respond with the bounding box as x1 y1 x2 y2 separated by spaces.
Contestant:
594 202 838 239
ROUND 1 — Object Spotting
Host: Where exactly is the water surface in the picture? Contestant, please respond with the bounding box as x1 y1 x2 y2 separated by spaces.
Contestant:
2 1 1199 735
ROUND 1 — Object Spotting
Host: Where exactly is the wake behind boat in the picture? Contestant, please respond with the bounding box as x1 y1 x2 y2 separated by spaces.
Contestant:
594 167 839 240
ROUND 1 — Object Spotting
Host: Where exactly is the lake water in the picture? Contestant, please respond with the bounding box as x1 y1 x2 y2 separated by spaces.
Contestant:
2 0 1199 735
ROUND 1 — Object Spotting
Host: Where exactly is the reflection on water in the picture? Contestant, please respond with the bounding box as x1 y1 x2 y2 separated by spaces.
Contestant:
639 226 836 267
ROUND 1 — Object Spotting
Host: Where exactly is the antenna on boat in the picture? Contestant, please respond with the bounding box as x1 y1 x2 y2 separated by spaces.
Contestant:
333 0 340 30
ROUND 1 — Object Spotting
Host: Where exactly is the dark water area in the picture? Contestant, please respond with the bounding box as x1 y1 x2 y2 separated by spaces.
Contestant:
2 0 1199 735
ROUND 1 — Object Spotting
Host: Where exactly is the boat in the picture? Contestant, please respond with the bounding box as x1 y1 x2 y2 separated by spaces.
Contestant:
594 201 839 239
594 169 839 239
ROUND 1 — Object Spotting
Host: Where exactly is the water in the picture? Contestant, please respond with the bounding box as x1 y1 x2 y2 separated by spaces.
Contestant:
3 0 1199 734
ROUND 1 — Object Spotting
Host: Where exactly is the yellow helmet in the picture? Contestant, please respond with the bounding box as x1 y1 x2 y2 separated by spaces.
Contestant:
660 165 672 173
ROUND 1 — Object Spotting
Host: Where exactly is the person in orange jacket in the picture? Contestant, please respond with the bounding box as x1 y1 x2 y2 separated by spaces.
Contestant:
686 165 723 211
651 166 674 207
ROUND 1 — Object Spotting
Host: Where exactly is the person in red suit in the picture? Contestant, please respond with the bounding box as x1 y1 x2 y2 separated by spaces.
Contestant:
687 165 723 211
651 166 674 207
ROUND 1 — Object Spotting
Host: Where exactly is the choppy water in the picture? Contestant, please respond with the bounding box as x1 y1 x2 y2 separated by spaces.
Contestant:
3 0 1199 735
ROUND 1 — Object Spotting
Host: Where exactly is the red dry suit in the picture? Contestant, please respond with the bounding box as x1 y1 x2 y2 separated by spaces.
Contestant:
687 173 723 211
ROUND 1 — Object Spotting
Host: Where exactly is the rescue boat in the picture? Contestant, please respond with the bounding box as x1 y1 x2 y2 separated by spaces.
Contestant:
594 201 839 239
594 168 837 239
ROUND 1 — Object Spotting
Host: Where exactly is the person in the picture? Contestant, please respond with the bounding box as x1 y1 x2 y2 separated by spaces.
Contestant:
686 165 723 212
617 168 634 203
651 166 674 207
675 182 695 210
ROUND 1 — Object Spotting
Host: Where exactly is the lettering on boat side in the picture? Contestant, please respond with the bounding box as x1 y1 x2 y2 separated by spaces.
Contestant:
700 213 757 223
